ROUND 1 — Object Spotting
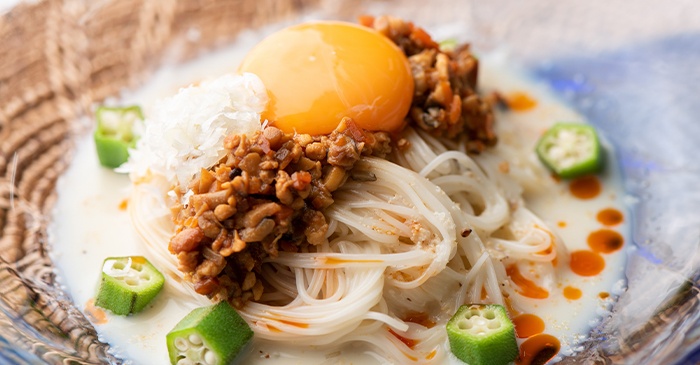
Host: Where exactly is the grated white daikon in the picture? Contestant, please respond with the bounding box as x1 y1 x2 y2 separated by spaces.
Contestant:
119 73 267 189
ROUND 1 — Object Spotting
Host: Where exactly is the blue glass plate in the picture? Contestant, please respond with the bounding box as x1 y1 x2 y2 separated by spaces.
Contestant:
1 0 698 364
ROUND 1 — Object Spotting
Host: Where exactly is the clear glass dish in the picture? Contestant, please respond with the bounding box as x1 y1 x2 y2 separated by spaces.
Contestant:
0 0 698 364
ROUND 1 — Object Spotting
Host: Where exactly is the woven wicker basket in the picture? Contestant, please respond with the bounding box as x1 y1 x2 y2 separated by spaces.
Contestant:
0 0 468 363
2 1 699 364
0 1 322 363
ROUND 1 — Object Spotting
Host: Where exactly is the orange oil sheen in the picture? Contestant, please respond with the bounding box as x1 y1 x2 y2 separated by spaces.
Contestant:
570 250 605 276
587 229 624 254
563 286 583 300
516 334 561 365
507 265 550 299
512 314 545 339
569 175 602 199
596 208 624 226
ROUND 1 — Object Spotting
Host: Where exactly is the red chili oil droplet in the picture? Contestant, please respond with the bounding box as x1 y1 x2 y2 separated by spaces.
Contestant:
403 312 435 328
388 328 418 349
563 286 582 300
513 314 545 339
569 175 601 199
587 229 624 253
84 299 108 325
507 265 549 299
596 207 624 226
516 334 561 365
570 250 605 276
277 319 310 328
507 91 538 111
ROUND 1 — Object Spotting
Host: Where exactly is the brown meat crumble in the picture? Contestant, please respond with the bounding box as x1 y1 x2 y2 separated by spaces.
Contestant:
169 16 497 307
169 119 390 307
362 15 497 152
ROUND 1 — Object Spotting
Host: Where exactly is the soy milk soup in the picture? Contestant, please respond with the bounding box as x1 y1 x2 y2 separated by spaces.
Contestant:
51 24 628 365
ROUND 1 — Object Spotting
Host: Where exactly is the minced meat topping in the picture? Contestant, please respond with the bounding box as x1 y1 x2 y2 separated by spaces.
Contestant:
362 15 497 152
169 119 390 307
169 16 497 307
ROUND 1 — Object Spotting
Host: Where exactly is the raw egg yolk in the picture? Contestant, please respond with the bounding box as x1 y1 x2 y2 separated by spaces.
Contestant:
238 21 414 135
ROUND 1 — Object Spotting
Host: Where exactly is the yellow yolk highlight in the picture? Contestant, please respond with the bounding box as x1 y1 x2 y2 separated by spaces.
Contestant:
239 21 414 135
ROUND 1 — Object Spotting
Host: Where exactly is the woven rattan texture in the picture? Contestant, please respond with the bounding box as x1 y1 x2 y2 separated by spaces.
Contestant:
0 1 318 363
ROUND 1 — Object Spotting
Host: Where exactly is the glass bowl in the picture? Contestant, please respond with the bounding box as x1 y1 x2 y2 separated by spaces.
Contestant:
0 0 698 364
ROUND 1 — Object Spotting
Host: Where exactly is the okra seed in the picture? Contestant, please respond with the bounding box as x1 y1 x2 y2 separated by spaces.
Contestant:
113 262 126 270
174 338 189 351
204 349 217 365
194 346 206 360
488 320 501 329
133 264 143 271
125 278 138 286
167 302 253 365
457 320 472 330
484 310 495 320
189 334 203 346
140 273 151 280
177 358 194 365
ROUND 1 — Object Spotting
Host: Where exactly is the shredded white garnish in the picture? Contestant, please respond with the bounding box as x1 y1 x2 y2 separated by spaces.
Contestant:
119 73 267 188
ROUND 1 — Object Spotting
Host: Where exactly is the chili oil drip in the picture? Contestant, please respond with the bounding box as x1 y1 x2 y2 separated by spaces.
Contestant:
84 299 108 325
388 328 418 349
512 314 545 339
570 250 605 276
569 175 601 199
507 265 549 299
516 334 560 365
563 286 582 300
506 91 538 111
587 229 624 253
596 208 624 226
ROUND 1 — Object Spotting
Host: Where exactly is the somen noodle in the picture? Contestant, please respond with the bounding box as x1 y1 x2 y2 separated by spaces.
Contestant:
130 123 563 363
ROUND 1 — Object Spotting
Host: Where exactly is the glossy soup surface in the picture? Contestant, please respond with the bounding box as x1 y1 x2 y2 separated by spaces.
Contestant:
51 34 629 364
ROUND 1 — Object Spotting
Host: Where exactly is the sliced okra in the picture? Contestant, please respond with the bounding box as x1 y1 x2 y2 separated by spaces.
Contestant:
94 256 164 315
446 304 518 365
535 122 603 179
94 105 143 168
166 301 253 365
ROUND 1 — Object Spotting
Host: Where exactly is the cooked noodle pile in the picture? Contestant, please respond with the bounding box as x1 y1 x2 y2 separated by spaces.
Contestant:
130 123 563 363
122 15 569 363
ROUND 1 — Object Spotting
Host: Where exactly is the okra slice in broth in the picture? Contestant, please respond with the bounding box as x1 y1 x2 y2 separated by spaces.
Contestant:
167 301 253 365
446 304 518 365
535 122 603 179
95 256 164 315
94 105 143 168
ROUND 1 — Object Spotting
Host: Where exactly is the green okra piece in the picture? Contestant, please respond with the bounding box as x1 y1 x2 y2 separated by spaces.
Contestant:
93 105 143 168
447 304 518 365
95 256 164 315
166 301 253 365
535 122 603 179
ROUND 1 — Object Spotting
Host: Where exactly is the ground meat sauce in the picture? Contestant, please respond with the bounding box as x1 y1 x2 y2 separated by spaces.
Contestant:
170 119 391 307
169 16 497 307
362 15 497 152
